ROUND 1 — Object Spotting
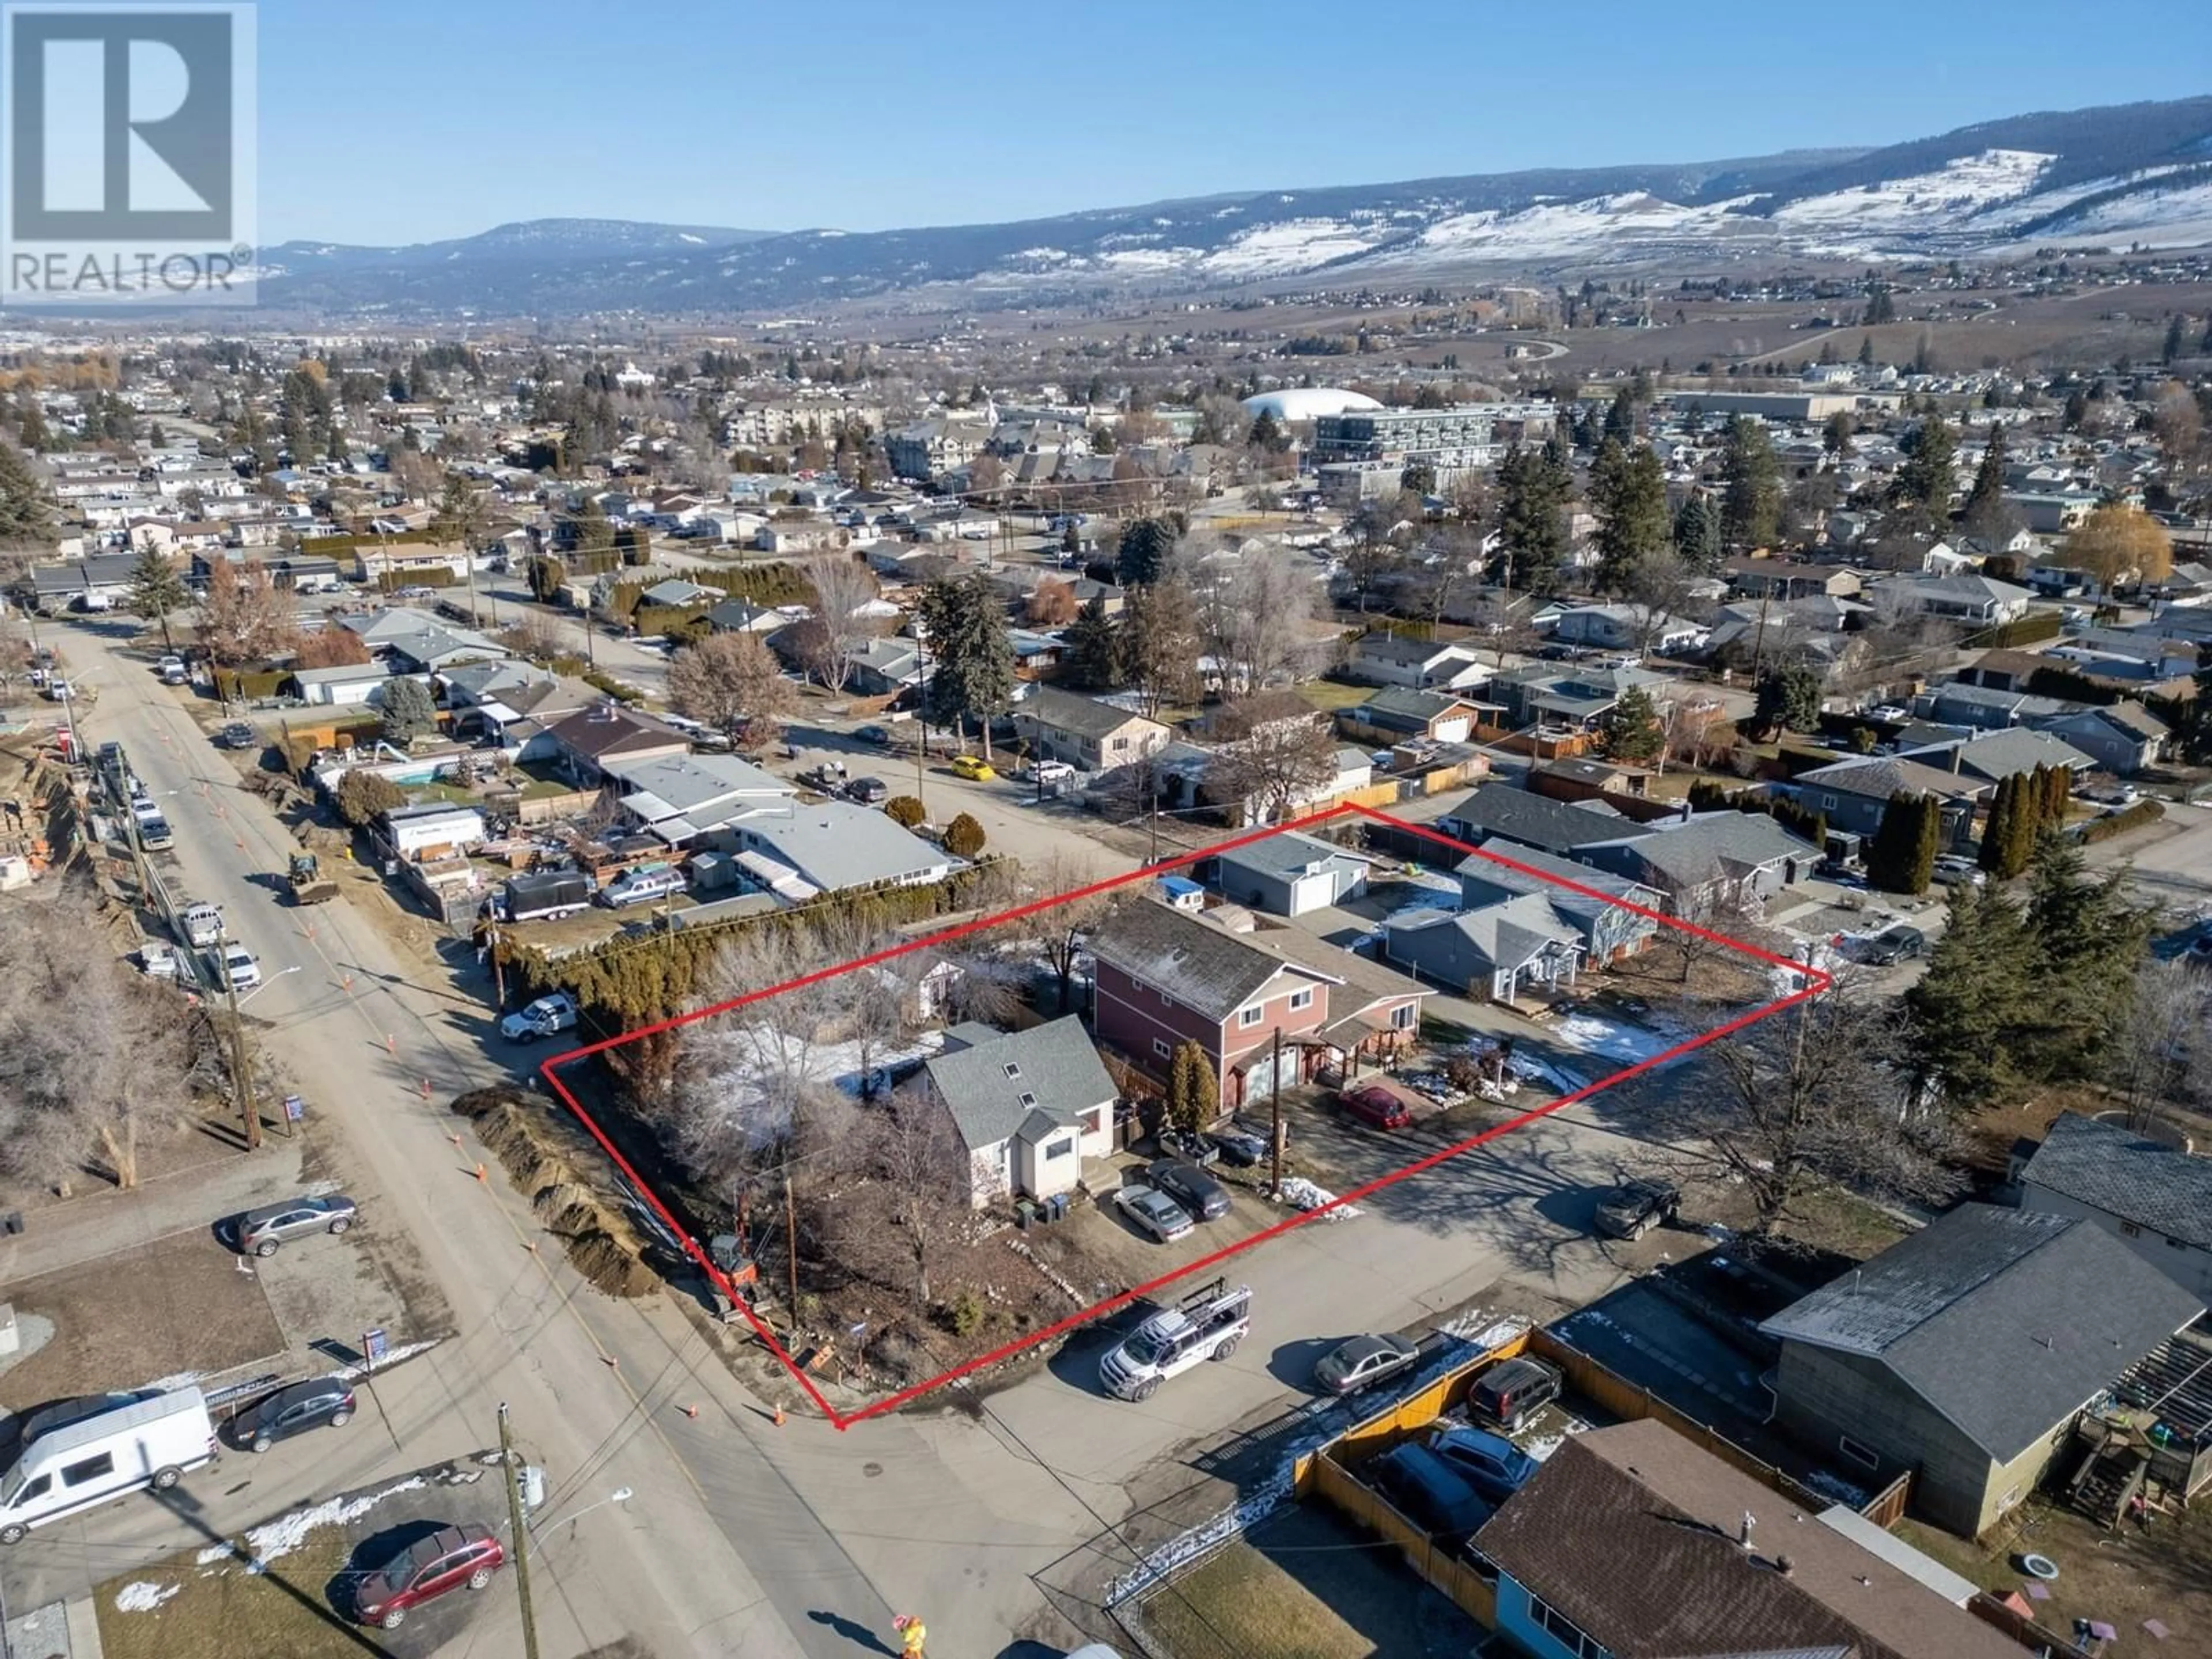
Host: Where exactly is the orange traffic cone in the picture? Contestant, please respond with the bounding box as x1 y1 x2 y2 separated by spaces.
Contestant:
683 1403 699 1419
474 1162 487 1183
772 1403 785 1427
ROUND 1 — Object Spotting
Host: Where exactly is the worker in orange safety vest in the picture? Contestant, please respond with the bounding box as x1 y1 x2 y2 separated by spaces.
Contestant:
892 1613 927 1656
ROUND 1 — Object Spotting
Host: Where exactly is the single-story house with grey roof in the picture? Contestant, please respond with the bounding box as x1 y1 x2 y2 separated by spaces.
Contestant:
923 1016 1116 1206
25 551 142 608
1012 684 1170 773
1349 687 1487 744
293 660 395 707
1436 781 1626 860
2017 1112 2212 1302
2035 701 2169 776
705 596 785 633
637 578 719 610
1915 681 2070 732
1761 1203 2202 1536
1786 754 1985 847
1584 810 1820 914
1203 830 1371 916
1902 726 2093 786
1384 894 1586 1003
1344 631 1492 692
1456 843 1661 964
722 798 955 899
612 752 796 847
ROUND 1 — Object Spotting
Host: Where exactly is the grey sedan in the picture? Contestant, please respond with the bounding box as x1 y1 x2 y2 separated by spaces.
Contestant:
1114 1184 1195 1243
237 1194 357 1257
1315 1333 1423 1396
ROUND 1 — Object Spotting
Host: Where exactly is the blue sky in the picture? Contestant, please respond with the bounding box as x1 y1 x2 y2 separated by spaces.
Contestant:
257 0 2211 245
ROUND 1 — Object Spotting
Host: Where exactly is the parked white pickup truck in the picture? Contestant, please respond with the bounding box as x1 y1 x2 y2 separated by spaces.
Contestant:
1099 1278 1250 1402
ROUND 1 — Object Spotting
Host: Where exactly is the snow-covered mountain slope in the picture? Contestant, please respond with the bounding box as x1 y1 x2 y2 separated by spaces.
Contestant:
252 96 2212 316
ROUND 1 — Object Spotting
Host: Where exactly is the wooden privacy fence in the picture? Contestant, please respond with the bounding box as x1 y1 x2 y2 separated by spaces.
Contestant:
1527 1328 1843 1517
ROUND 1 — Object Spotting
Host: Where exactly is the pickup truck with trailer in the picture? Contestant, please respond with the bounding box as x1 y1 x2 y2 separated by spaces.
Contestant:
0 1388 218 1543
1099 1278 1251 1402
491 870 595 923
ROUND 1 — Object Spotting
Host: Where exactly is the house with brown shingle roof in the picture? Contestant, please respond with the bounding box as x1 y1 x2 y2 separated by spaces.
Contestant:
1474 1419 2028 1659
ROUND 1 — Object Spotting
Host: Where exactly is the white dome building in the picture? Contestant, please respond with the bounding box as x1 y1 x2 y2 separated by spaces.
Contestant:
1240 387 1382 423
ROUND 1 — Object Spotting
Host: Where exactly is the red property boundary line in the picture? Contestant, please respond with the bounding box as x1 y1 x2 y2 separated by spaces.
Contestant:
538 802 1831 1429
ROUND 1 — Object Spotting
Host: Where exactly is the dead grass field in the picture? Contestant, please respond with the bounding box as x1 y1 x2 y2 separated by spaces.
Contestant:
1135 1503 1483 1659
1899 1495 2212 1653
0 1229 285 1408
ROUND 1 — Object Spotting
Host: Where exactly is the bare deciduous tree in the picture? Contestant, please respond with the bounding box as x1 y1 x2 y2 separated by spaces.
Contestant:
795 551 884 691
2112 957 2212 1131
1638 984 1963 1240
666 631 796 744
1207 700 1340 825
1179 548 1327 692
498 612 571 664
864 1087 968 1305
0 896 192 1192
195 558 300 666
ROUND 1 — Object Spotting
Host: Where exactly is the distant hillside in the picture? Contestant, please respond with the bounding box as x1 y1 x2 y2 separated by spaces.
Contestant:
251 96 2212 317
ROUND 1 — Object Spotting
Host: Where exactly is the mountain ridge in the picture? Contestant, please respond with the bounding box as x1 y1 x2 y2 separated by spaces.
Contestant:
252 96 2212 317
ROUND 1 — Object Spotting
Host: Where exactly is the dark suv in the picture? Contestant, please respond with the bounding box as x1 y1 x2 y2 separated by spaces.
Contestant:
1860 925 1925 966
845 776 889 805
1149 1159 1231 1221
1467 1356 1563 1432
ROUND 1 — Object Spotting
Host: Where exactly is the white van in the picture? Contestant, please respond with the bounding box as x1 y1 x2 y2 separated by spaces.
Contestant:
0 1388 218 1543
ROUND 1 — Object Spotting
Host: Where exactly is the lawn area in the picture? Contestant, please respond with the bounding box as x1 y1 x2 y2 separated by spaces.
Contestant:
95 1461 508 1659
1896 1495 2212 1652
99 1525 369 1659
1782 1184 1913 1261
1297 678 1375 713
1134 1505 1482 1659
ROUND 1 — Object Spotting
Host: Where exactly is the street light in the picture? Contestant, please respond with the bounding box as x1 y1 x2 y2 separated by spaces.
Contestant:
233 963 303 1009
529 1485 632 1536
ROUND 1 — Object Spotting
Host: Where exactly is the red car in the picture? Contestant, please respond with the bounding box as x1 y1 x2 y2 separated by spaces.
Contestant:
354 1525 505 1629
1339 1084 1411 1131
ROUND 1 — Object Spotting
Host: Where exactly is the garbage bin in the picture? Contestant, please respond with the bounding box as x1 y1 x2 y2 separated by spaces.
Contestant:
1014 1199 1036 1230
1048 1193 1070 1222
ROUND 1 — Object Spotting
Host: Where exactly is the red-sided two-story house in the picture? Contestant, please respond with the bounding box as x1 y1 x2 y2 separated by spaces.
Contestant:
1090 900 1334 1108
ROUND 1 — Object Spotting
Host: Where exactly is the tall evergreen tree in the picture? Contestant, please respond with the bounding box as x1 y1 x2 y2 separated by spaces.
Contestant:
1960 422 2011 536
917 574 1016 759
1493 442 1571 593
1892 414 1957 528
1672 493 1722 571
2164 313 2187 365
1062 593 1122 690
1868 791 1938 895
1978 774 2017 877
1589 440 1671 594
1603 684 1664 764
2016 837 2156 1082
1719 416 1782 550
1115 516 1178 588
2037 763 2070 826
0 440 56 544
127 546 190 653
1905 884 2034 1104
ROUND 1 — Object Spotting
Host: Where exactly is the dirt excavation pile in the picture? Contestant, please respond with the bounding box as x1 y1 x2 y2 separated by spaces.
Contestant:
450 1088 656 1298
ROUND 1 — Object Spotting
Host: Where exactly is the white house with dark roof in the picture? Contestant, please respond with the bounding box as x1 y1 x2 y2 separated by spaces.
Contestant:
611 752 797 847
2017 1113 2212 1302
923 1016 1116 1206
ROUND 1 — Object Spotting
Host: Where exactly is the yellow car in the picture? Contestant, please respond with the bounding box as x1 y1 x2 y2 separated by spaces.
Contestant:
950 754 997 782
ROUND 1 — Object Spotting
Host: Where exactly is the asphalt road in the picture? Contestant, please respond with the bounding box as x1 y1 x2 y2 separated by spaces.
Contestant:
11 618 1745 1657
18 623 897 1658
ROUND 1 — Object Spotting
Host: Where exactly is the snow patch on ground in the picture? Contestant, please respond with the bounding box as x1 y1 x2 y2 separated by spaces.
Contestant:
1200 218 1384 277
197 1476 427 1569
1773 150 2055 232
685 1025 949 1136
113 1582 180 1613
1438 1309 1529 1350
1547 1011 1683 1069
1272 1177 1361 1222
1521 1415 1593 1463
334 1336 441 1380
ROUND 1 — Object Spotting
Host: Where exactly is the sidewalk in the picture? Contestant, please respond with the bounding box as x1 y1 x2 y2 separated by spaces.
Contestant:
0 1137 305 1287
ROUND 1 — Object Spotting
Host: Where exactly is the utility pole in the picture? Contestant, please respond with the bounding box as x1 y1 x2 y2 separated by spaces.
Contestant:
226 973 262 1150
1268 1027 1285 1198
497 1403 543 1659
487 914 506 1007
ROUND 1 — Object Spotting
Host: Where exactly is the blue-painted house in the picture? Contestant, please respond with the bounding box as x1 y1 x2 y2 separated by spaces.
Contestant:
1472 1419 2027 1659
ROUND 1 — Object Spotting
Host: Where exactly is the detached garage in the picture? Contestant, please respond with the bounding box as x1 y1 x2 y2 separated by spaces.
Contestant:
1206 831 1371 918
